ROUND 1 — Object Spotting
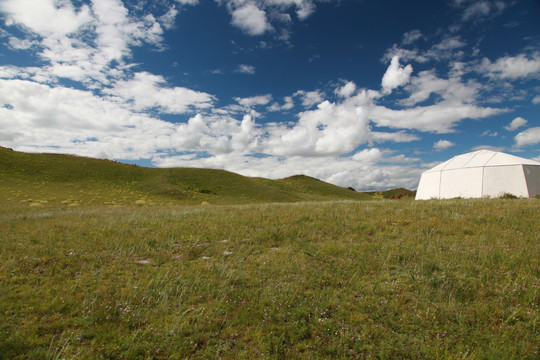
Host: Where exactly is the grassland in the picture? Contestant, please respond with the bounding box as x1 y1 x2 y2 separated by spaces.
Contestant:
0 147 370 206
1 148 538 358
1 199 538 359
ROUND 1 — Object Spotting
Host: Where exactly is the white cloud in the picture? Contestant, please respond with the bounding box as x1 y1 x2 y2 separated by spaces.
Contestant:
433 139 455 151
230 3 272 36
370 100 504 133
533 95 540 104
236 64 256 74
372 131 420 143
515 127 540 147
267 91 373 156
381 56 413 94
0 0 182 86
460 0 506 22
479 53 540 80
159 7 179 30
176 0 199 5
401 30 423 45
0 77 262 159
92 0 165 62
235 94 273 107
352 148 382 162
401 70 480 106
0 78 174 159
481 130 498 137
335 81 357 98
267 96 294 111
293 90 324 108
1 0 92 36
106 72 215 114
224 0 316 37
0 65 54 83
170 113 261 155
432 36 466 52
462 1 491 21
294 1 316 20
384 36 467 65
504 116 527 131
8 36 39 50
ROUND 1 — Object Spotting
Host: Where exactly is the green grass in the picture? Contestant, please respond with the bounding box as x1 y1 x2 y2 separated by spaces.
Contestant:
0 147 371 206
1 199 538 359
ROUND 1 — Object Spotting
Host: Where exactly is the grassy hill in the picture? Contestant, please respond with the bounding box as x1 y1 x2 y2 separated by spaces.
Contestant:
365 188 417 199
0 147 371 206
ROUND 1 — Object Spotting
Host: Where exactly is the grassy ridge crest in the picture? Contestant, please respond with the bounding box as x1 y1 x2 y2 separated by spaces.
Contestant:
0 147 371 206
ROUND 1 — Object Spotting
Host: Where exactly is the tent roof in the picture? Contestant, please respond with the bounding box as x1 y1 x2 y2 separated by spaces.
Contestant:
425 149 540 173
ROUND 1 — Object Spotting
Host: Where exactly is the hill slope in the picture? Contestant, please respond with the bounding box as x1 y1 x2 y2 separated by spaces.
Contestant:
0 147 371 205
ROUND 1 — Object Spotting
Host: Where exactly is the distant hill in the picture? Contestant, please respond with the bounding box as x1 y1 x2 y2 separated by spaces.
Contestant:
364 188 417 199
0 147 373 206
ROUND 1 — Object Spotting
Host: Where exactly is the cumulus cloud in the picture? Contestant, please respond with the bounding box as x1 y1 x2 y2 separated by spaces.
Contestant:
401 70 480 106
515 127 540 147
0 78 172 159
170 113 261 155
230 3 273 36
1 0 92 36
0 77 262 159
294 90 324 108
370 100 503 133
267 91 374 156
381 56 413 94
335 81 357 98
105 72 215 114
533 95 540 104
504 117 527 131
479 53 540 80
433 139 455 151
352 148 383 162
224 0 316 37
1 0 181 86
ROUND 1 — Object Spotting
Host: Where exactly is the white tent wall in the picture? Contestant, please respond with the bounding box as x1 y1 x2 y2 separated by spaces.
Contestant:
524 165 540 197
483 165 529 198
440 168 483 198
415 171 441 200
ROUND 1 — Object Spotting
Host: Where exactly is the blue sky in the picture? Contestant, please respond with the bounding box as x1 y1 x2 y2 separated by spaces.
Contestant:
1 0 539 191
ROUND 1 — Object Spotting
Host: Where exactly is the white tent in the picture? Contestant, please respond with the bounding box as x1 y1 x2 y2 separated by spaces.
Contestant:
416 150 540 200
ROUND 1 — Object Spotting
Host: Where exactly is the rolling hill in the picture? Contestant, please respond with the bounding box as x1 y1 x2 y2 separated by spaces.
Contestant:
0 147 372 205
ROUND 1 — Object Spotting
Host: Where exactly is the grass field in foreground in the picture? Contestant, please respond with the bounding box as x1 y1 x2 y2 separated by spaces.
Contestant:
0 199 538 359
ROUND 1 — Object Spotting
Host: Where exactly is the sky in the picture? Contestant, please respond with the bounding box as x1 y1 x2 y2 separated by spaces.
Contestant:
1 0 540 191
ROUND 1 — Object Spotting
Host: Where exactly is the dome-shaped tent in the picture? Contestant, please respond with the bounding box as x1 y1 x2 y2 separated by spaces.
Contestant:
415 150 540 200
